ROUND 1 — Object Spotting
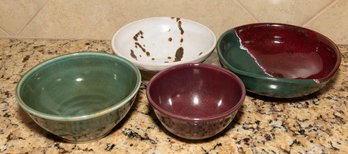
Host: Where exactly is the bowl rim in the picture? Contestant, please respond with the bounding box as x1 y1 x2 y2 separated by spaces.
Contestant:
15 52 142 121
111 16 217 71
217 23 341 84
146 63 246 121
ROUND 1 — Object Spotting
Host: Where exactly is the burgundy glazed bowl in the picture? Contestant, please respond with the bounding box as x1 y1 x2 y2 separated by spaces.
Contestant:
217 23 341 98
146 63 245 140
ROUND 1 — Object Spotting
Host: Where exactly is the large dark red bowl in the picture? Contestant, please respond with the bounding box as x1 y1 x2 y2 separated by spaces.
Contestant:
146 63 245 139
218 23 341 98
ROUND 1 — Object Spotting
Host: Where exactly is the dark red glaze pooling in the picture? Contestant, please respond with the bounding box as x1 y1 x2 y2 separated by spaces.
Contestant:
235 23 341 82
147 63 245 121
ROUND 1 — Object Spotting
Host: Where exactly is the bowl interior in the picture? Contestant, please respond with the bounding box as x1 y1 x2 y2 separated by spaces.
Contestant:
18 53 140 117
147 64 244 120
218 23 340 81
112 17 216 67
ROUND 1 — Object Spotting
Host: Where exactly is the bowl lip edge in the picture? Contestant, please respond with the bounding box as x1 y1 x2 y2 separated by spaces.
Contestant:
216 22 341 84
111 16 217 71
15 51 142 121
146 63 246 121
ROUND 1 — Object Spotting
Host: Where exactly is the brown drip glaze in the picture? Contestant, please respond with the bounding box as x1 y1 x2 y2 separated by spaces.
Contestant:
176 18 184 35
130 49 137 60
133 30 144 41
174 47 184 62
132 30 151 57
135 42 150 56
171 17 185 62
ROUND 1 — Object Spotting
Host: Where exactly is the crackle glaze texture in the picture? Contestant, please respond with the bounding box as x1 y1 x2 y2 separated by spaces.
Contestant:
0 39 347 153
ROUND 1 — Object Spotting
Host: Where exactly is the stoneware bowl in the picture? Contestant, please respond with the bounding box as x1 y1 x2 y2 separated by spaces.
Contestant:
146 63 245 140
217 23 341 98
112 17 216 72
16 52 141 142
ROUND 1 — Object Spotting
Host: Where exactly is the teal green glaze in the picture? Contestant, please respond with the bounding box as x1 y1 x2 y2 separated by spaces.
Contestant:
16 52 141 142
222 67 325 98
219 30 268 76
217 29 325 98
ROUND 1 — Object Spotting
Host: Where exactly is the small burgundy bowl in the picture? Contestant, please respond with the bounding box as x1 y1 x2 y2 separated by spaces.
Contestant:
146 63 245 140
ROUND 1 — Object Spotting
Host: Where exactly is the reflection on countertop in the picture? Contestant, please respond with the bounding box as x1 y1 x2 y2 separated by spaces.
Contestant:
0 39 347 153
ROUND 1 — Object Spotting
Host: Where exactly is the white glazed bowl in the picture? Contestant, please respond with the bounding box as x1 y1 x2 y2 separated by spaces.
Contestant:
111 17 217 71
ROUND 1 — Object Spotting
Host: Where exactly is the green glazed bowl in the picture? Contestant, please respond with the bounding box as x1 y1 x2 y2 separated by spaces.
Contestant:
217 23 341 98
16 52 141 142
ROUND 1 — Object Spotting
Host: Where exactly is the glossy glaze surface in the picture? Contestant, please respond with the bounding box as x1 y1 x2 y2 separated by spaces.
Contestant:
16 52 141 142
147 63 245 139
235 23 339 81
218 23 341 98
2 39 348 153
112 17 216 71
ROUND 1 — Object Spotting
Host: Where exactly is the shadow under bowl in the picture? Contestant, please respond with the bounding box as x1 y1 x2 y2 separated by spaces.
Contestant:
16 52 141 142
146 63 245 140
217 23 341 98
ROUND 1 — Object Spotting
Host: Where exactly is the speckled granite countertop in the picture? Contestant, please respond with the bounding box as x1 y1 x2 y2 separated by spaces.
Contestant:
0 39 347 154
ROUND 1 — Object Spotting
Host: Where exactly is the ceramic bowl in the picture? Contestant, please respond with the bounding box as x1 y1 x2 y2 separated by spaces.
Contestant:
16 52 141 142
217 23 341 98
112 17 216 72
147 63 245 140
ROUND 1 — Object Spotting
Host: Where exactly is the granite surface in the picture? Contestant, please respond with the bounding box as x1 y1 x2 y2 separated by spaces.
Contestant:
0 39 347 154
